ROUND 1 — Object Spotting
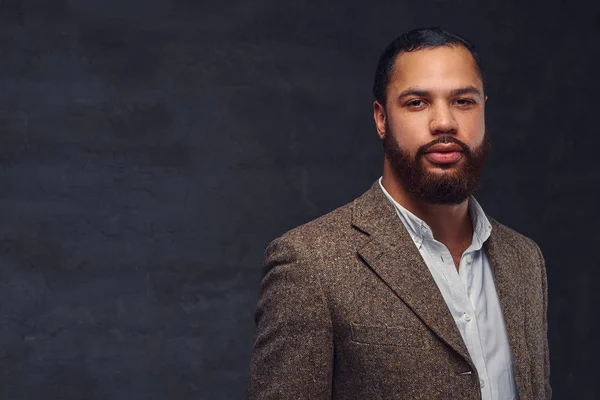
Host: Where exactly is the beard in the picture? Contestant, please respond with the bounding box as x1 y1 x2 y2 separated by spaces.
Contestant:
383 123 490 205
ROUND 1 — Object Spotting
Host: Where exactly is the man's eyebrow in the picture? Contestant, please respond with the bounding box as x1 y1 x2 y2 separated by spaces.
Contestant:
450 86 483 97
396 86 483 101
396 88 430 101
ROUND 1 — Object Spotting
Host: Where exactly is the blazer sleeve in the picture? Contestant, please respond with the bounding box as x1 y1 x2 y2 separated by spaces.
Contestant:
248 236 334 399
535 243 552 399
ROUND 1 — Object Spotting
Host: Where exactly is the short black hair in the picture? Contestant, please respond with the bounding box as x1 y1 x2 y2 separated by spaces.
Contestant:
373 27 485 106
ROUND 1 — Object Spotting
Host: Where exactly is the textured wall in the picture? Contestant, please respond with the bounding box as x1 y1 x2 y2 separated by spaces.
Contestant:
0 0 598 398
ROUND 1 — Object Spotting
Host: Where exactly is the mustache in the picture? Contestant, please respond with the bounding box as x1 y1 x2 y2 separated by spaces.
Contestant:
417 136 471 157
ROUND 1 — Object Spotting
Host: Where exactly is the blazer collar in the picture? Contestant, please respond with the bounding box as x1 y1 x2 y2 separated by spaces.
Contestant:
351 181 529 396
484 222 532 399
351 181 473 366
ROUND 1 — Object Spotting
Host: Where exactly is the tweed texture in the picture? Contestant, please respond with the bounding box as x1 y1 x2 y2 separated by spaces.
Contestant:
248 181 551 400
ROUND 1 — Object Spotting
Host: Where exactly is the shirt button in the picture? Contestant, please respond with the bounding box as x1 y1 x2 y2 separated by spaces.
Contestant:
479 378 485 388
465 254 473 263
463 312 472 322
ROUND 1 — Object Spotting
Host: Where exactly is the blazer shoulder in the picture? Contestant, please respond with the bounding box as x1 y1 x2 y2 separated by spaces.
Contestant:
266 199 361 264
488 216 543 260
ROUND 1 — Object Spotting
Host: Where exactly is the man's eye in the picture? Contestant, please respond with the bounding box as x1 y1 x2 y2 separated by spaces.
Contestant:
407 99 425 107
455 98 475 106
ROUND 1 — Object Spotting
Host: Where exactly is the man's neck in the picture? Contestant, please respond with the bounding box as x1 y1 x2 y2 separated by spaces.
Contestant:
381 172 473 250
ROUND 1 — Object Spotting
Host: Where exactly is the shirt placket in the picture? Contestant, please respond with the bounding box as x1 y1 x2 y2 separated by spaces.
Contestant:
435 244 491 399
461 249 493 399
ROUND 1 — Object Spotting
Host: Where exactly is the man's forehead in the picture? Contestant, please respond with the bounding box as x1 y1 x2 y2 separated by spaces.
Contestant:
389 46 483 91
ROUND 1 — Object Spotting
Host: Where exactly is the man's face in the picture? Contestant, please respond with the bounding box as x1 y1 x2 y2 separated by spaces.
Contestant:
375 45 489 204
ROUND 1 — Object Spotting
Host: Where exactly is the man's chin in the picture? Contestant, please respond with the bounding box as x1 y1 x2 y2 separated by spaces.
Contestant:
422 156 465 169
422 162 464 174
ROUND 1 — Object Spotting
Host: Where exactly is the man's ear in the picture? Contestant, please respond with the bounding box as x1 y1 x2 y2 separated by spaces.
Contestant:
485 95 488 102
373 101 387 140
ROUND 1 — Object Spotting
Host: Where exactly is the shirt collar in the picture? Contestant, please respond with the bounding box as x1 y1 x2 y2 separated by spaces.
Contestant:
378 177 492 249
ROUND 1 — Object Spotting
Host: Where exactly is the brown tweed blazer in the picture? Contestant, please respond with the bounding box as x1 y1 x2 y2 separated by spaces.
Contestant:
248 181 551 399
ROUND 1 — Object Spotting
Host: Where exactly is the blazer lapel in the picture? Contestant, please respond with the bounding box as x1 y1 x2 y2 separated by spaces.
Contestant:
485 222 531 399
352 182 473 369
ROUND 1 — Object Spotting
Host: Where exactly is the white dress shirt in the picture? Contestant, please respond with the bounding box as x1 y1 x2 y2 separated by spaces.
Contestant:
379 177 519 400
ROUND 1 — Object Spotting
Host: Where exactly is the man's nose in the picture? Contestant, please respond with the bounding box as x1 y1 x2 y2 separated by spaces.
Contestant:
429 105 458 134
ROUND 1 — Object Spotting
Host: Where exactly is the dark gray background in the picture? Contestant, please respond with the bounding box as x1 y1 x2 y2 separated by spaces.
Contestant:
0 0 598 398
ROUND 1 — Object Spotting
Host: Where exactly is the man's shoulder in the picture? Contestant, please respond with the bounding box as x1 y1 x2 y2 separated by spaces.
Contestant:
263 179 387 264
268 198 359 260
487 216 542 259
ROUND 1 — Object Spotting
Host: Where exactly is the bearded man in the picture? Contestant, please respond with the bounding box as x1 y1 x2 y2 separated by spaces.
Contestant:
248 27 551 400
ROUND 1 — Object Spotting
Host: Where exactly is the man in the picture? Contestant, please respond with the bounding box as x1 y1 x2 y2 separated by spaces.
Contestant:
248 27 551 400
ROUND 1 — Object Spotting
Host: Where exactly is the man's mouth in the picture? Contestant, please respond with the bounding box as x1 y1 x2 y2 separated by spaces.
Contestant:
423 143 465 164
424 151 463 164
